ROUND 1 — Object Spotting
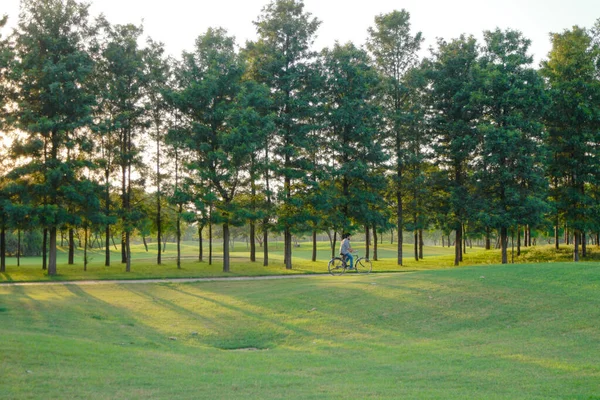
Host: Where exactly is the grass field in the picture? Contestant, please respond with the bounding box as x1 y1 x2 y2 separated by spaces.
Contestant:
1 261 599 399
2 239 598 282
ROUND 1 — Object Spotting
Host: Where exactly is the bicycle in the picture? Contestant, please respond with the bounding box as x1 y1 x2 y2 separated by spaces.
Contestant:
328 251 372 275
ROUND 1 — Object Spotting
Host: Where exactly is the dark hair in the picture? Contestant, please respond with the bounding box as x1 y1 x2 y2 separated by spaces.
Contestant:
343 233 351 239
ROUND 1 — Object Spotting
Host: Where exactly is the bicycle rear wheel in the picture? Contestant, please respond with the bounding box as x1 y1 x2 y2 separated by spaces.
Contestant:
355 257 372 273
328 257 346 276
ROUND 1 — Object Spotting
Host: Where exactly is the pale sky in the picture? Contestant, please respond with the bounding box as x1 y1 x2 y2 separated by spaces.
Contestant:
2 0 600 66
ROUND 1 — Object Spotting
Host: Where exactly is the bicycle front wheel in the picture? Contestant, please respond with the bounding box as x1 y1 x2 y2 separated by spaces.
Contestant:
328 257 346 276
355 257 372 274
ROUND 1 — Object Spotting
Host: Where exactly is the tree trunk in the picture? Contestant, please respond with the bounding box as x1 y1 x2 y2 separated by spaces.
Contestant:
68 228 75 265
42 228 48 270
365 225 371 260
0 227 5 273
454 226 462 266
419 229 424 259
263 219 269 267
373 224 378 261
573 229 579 262
485 227 491 250
157 134 162 266
223 223 230 272
312 229 317 262
462 224 466 256
121 231 127 264
285 228 292 270
48 227 57 276
105 225 111 266
250 221 256 262
84 226 88 271
176 206 182 269
500 226 508 264
555 217 560 249
582 231 587 257
125 231 131 272
414 230 418 261
209 220 213 266
198 224 204 262
397 191 403 266
17 229 21 267
142 236 148 252
517 225 521 256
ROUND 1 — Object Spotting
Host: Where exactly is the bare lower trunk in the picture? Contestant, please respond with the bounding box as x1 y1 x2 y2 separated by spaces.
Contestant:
209 221 213 265
198 224 203 262
84 227 88 271
17 229 21 267
454 226 462 266
48 227 57 276
573 230 580 262
223 223 230 272
263 220 269 267
68 228 75 265
373 224 378 261
105 226 111 266
42 228 48 270
501 226 508 264
365 225 371 260
312 230 317 262
0 227 5 273
250 222 256 262
419 229 423 259
517 225 521 256
414 231 418 261
285 228 292 270
125 231 131 272
176 207 182 269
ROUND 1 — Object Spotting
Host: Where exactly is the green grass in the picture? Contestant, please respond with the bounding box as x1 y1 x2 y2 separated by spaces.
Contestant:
3 239 599 283
1 262 599 399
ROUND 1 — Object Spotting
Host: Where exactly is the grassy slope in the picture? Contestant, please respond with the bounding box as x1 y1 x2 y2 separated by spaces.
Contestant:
1 262 599 399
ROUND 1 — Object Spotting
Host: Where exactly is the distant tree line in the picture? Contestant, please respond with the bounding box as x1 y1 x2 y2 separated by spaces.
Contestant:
1 0 599 274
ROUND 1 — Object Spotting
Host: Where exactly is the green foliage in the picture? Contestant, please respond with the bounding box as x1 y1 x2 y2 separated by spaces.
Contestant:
320 42 388 233
540 23 600 259
7 0 99 274
472 29 549 262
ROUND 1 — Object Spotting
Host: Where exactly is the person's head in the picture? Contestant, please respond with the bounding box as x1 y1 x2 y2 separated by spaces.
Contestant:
343 233 351 240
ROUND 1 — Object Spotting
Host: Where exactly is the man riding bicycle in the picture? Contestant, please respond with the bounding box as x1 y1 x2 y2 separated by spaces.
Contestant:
339 233 354 269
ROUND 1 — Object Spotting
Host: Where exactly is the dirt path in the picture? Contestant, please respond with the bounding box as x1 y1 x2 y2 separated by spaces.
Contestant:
0 274 328 287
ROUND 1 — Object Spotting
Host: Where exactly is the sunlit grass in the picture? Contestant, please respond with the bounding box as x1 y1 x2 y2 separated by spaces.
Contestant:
1 262 599 399
2 239 600 283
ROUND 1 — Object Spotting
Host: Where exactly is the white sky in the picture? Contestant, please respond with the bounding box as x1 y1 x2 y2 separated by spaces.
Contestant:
2 0 600 65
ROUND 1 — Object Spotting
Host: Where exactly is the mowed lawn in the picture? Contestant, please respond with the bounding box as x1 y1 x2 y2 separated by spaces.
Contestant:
1 262 599 399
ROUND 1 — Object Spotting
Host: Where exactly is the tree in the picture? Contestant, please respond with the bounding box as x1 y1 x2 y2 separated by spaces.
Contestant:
171 28 260 272
366 9 423 266
246 0 321 269
0 15 12 272
8 0 96 275
540 25 600 261
320 42 388 252
98 22 148 271
425 35 481 266
143 38 172 265
474 28 548 263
